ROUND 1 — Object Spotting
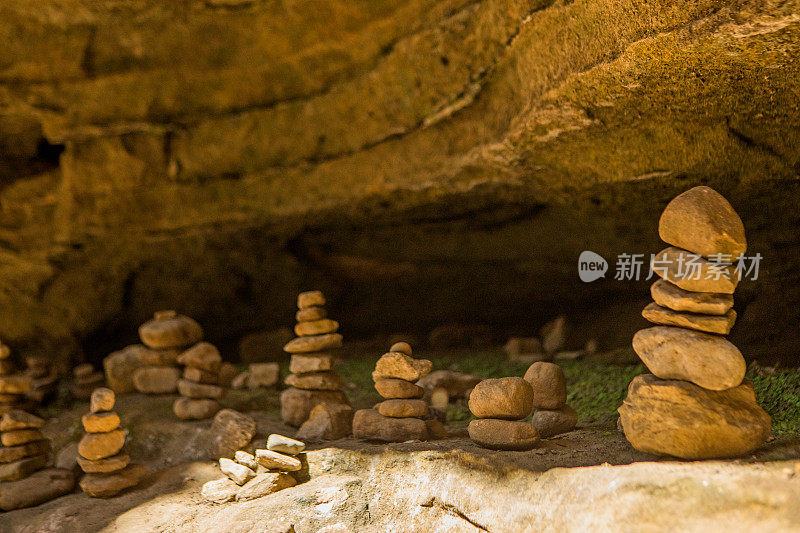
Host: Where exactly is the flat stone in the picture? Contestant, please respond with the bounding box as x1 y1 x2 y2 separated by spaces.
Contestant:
0 410 44 431
352 409 428 442
290 353 333 374
210 409 256 457
0 438 50 463
632 326 746 390
267 434 306 455
658 186 747 259
77 451 130 473
372 352 433 382
139 311 203 349
295 318 339 337
0 468 75 511
0 376 32 395
531 405 578 438
220 457 256 485
389 342 413 355
234 450 258 470
285 371 343 391
183 366 219 384
255 449 302 471
91 387 115 413
173 397 221 420
177 342 222 373
619 374 771 459
74 363 94 377
296 306 326 322
468 418 540 450
652 247 739 294
82 411 120 433
280 387 351 427
416 370 480 398
296 403 354 442
80 463 147 498
376 399 428 418
76 371 105 386
651 278 734 315
374 378 424 399
177 378 225 399
1 428 44 446
236 472 297 502
133 366 181 394
0 454 48 481
247 362 280 388
201 477 239 503
468 377 534 420
642 302 737 335
284 333 343 354
297 290 326 309
523 362 567 410
78 428 125 461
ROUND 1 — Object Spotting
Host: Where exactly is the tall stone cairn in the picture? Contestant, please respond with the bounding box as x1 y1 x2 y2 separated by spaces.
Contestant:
280 291 349 427
619 186 771 459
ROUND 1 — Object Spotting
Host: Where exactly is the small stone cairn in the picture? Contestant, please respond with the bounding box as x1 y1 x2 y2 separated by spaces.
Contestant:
0 409 75 511
619 186 771 459
280 291 349 427
201 434 304 503
524 362 576 438
353 342 445 442
137 310 202 396
174 342 226 420
71 363 106 400
467 377 538 450
78 387 146 497
24 356 58 406
0 342 34 414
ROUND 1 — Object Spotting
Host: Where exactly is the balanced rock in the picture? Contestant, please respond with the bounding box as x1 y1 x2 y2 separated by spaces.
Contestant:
0 468 75 511
618 374 770 459
283 333 343 354
202 477 239 503
285 371 343 391
234 450 258 470
376 399 428 418
652 247 739 294
255 449 302 471
658 186 747 259
80 464 147 498
389 342 413 355
468 377 533 420
642 303 736 335
650 278 733 315
374 378 424 399
173 397 221 420
267 434 306 455
183 366 219 384
468 419 540 450
133 366 180 394
280 388 350 427
372 352 432 382
289 353 332 374
76 452 130 473
78 428 125 461
352 409 428 442
139 310 203 350
632 327 746 390
177 379 224 399
103 345 155 393
296 403 354 442
236 472 297 502
91 388 115 413
523 362 567 410
531 405 578 438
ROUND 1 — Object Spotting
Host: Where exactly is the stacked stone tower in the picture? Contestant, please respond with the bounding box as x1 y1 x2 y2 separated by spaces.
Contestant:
619 186 771 459
174 342 225 420
467 377 538 450
280 291 349 427
0 342 33 414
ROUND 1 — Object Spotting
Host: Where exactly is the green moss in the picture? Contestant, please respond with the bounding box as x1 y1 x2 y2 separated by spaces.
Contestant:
749 368 800 436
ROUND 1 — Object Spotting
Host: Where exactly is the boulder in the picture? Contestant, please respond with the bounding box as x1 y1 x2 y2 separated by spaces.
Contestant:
642 303 737 335
133 366 181 394
531 405 578 438
523 362 567 410
468 419 540 450
139 310 203 350
650 279 733 315
280 387 350 427
651 247 739 294
0 468 75 511
632 327 746 390
210 409 256 457
80 463 147 497
296 403 354 442
468 377 533 420
352 409 428 442
618 374 771 459
372 352 432 382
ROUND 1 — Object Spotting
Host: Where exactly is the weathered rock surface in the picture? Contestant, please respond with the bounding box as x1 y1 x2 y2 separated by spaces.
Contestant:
0 454 48 481
295 319 339 337
0 428 43 446
284 334 344 354
82 412 120 433
91 388 115 413
468 377 533 420
177 379 225 399
201 477 239 504
632 326 746 390
255 449 302 472
352 409 428 442
177 342 222 373
77 452 130 474
0 410 44 431
285 371 343 391
267 435 306 456
618 374 771 459
280 388 351 427
642 302 737 335
0 468 75 511
290 353 333 375
650 279 733 315
523 362 567 410
531 406 578 438
220 457 256 486
0 438 50 463
468 418 540 450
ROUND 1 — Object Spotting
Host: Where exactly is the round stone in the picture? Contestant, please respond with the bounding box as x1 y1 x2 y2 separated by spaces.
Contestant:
372 352 432 382
78 428 125 461
374 378 424 399
294 319 339 337
139 311 203 350
651 247 739 294
523 362 567 410
468 377 534 420
376 399 428 418
90 388 115 413
468 418 540 450
389 342 412 356
297 290 326 309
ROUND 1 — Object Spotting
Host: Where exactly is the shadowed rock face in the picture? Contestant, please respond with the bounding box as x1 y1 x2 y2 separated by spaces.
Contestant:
0 0 798 363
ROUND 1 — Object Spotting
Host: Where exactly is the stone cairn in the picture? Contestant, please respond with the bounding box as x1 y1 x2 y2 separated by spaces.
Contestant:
280 291 349 427
0 409 75 511
78 387 146 497
0 341 34 414
138 310 202 397
524 362 577 438
201 434 303 504
353 342 446 442
174 342 226 420
468 377 538 450
24 355 58 406
619 186 771 459
71 363 106 400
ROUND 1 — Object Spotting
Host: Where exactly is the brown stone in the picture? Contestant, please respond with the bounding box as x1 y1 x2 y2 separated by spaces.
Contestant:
417 370 480 399
74 363 94 377
352 409 428 442
183 366 219 384
78 428 125 461
425 419 448 440
133 365 181 394
523 362 567 410
91 387 115 413
290 353 333 374
650 278 734 315
376 399 428 418
82 411 120 433
210 409 256 457
0 438 50 463
618 374 771 459
103 345 155 394
375 378 424 399
280 387 350 427
658 186 747 259
468 377 534 420
255 449 302 471
80 463 146 498
0 376 32 395
139 311 203 349
296 403 354 442
0 454 48 481
642 302 737 335
247 362 280 388
297 290 326 309
77 451 131 473
76 371 105 387
283 333 343 354
1 428 44 447
372 352 432 382
236 472 297 501
389 342 413 356
0 410 44 431
0 468 75 511
177 378 225 399
468 418 540 450
218 362 239 387
177 342 222 373
531 405 578 438
632 326 746 391
173 397 222 420
285 371 343 391
296 306 326 322
651 247 739 294
295 318 339 337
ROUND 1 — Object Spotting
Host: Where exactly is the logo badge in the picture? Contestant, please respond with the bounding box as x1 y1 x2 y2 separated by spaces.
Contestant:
578 251 608 282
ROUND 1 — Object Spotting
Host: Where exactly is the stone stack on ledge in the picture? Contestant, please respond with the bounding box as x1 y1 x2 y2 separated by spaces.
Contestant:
619 186 771 459
78 388 146 497
0 342 34 414
524 362 577 438
136 310 202 395
468 377 538 450
280 291 349 427
174 342 225 420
